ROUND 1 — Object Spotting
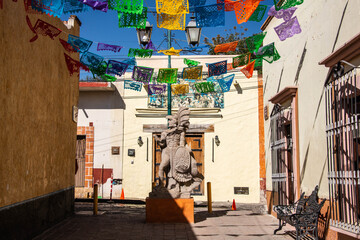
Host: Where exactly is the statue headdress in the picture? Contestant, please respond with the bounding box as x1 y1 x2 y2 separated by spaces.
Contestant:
177 107 190 130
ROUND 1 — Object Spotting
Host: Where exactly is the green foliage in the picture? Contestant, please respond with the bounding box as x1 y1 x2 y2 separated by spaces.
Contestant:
204 26 249 55
203 27 263 72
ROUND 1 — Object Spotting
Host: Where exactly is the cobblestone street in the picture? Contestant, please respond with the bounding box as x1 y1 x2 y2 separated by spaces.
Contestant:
34 202 294 240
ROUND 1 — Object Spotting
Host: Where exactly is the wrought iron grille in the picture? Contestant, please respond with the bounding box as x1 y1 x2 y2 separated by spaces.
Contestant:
270 105 294 205
325 68 360 234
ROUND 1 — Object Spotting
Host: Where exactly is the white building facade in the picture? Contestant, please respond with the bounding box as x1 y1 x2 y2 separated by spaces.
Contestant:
77 55 264 204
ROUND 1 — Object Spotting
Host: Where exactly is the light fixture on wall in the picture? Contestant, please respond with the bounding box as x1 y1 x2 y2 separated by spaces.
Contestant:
138 136 144 147
214 135 220 146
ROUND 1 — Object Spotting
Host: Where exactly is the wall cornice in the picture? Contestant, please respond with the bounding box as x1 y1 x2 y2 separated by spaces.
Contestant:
319 32 360 67
269 86 298 105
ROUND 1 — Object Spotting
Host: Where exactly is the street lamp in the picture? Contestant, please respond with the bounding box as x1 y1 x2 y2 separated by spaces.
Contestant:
136 21 153 48
185 16 202 47
135 18 201 118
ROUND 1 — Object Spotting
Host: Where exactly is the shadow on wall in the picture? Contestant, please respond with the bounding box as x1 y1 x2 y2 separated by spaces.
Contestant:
78 88 126 110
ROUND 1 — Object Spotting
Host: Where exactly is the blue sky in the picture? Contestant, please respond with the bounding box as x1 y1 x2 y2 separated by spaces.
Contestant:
60 0 274 78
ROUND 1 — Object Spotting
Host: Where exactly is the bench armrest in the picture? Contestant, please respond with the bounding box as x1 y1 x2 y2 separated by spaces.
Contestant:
289 212 320 226
273 205 296 216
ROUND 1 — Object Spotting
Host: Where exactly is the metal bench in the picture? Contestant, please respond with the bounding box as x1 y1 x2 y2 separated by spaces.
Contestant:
273 186 326 240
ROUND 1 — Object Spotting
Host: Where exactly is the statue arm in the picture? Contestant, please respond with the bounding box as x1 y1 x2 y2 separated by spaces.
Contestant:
180 131 186 147
155 131 167 147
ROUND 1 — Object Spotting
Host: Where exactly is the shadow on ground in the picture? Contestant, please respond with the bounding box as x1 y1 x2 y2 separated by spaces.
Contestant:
194 210 228 223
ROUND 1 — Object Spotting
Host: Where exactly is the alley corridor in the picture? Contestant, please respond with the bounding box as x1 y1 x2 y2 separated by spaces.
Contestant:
34 202 294 240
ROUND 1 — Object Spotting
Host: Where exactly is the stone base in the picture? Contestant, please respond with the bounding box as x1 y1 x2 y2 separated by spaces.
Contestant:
146 198 194 223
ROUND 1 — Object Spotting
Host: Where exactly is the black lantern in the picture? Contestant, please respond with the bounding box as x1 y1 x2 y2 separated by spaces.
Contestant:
136 21 153 48
185 16 202 47
214 135 220 146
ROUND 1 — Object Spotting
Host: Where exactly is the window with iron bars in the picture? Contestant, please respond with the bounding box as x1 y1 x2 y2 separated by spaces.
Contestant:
325 68 360 234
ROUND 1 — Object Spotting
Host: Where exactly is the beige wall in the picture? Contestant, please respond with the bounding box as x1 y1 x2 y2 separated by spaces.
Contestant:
121 55 261 203
0 3 79 207
78 86 125 198
262 0 360 198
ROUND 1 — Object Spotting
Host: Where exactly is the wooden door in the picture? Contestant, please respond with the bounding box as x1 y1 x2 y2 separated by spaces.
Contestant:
152 133 204 195
75 136 86 187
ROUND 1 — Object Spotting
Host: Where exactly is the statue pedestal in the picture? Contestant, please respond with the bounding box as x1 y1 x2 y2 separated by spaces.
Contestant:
146 198 194 223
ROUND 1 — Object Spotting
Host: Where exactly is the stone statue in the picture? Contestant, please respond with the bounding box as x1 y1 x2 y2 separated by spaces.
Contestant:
150 107 203 199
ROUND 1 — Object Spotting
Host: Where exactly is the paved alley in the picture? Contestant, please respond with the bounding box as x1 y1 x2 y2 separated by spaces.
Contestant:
34 202 294 240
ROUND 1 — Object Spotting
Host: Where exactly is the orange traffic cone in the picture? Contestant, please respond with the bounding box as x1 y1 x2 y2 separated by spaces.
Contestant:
120 188 125 200
231 199 236 210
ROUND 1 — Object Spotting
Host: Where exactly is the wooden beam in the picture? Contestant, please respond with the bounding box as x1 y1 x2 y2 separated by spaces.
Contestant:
143 124 214 133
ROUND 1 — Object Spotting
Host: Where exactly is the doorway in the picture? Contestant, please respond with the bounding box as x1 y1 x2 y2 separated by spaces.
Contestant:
75 135 86 187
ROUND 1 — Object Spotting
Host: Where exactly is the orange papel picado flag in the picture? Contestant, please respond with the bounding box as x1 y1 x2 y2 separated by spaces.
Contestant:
214 41 238 53
240 60 255 78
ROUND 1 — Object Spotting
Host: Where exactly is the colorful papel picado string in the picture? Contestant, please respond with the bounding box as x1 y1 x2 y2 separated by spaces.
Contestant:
147 84 167 95
248 4 267 22
89 61 108 77
208 60 227 77
108 0 143 14
124 80 142 91
195 82 215 93
121 57 137 70
158 47 182 56
268 6 296 22
128 48 153 58
78 0 108 12
145 40 157 51
106 60 129 76
214 41 238 53
157 12 186 30
233 0 260 25
59 38 77 53
184 58 200 67
118 7 147 29
274 0 303 11
97 43 123 52
188 0 206 8
132 66 154 83
245 32 266 53
67 34 93 53
156 0 189 15
217 74 235 92
182 66 203 80
195 3 225 28
255 42 281 63
101 74 117 82
30 0 64 17
63 0 90 14
171 84 190 95
157 68 178 83
232 53 251 68
274 16 301 41
240 60 255 78
80 52 104 69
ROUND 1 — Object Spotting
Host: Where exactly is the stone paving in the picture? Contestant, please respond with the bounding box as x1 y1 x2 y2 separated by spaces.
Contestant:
34 202 295 240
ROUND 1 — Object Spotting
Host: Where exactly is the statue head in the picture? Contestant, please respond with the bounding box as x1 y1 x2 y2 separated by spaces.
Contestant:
166 114 178 128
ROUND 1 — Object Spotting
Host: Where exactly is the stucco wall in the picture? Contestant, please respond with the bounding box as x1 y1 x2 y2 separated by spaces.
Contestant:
262 0 360 198
121 55 261 203
0 2 79 207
